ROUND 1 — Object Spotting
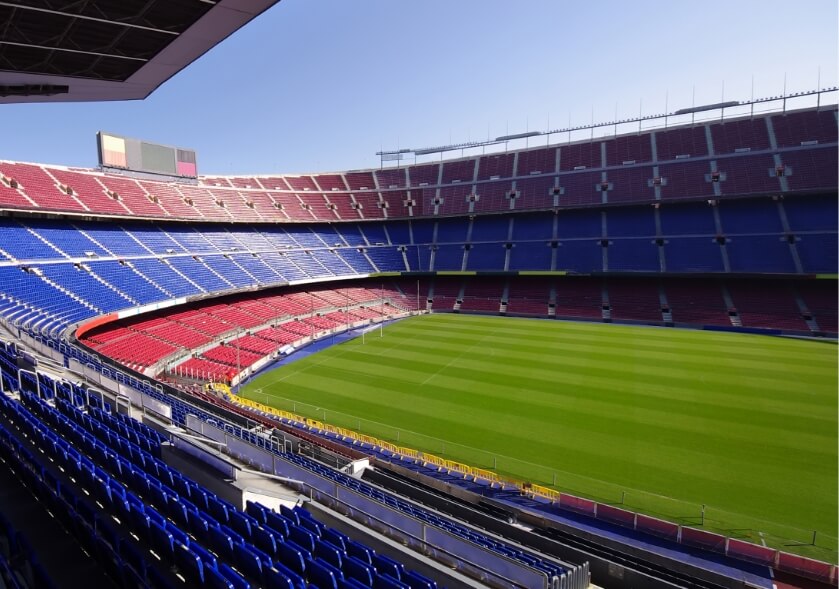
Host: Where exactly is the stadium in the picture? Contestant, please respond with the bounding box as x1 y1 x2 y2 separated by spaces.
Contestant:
0 2 836 589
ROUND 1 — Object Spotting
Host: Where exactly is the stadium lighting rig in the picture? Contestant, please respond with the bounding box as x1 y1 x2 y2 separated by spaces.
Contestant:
377 86 839 166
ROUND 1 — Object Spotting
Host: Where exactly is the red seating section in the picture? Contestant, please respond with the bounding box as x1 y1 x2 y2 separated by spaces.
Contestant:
81 281 418 382
0 107 834 222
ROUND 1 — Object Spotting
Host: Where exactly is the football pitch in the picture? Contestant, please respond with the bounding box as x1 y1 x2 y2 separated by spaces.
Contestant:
240 313 838 559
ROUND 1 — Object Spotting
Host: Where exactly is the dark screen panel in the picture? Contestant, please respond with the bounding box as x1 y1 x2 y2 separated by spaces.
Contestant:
141 142 176 175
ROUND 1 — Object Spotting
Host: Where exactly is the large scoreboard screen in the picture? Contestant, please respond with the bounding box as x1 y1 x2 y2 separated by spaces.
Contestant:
97 132 197 178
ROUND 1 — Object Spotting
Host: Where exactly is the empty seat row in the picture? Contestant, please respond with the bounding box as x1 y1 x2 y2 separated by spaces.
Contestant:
1 355 440 589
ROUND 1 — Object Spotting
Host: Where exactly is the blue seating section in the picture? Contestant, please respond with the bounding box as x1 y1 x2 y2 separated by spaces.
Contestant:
169 257 234 292
718 199 783 234
277 452 568 584
509 243 553 271
40 264 136 309
431 245 463 271
366 248 404 273
262 228 300 249
470 216 510 242
664 238 725 272
658 202 716 235
605 207 656 237
288 228 328 249
89 260 170 304
434 219 468 243
2 195 829 336
0 511 52 589
286 252 330 278
203 231 245 251
795 233 838 274
202 256 259 288
2 341 580 588
337 250 376 274
783 194 837 232
123 225 187 254
310 250 354 275
28 222 110 257
466 244 506 271
0 347 441 589
0 223 66 260
333 226 367 247
231 253 284 284
0 267 92 325
726 236 796 274
382 222 410 245
358 224 387 246
408 221 434 245
77 222 154 256
556 209 602 239
607 239 660 272
556 241 602 273
512 215 553 241
260 252 306 282
166 228 218 252
130 258 203 297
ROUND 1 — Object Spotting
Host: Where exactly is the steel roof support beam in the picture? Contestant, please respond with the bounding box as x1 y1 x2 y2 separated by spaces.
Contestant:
0 2 179 35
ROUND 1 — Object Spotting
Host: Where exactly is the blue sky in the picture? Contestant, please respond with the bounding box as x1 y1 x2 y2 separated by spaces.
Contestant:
2 0 837 175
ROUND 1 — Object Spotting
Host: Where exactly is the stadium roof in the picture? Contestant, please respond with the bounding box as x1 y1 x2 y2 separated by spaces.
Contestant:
0 0 280 104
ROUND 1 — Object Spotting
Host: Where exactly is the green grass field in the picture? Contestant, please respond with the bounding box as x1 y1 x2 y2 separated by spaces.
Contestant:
241 314 838 560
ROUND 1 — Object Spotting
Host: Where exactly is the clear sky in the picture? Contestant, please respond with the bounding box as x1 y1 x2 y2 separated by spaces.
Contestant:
2 0 837 175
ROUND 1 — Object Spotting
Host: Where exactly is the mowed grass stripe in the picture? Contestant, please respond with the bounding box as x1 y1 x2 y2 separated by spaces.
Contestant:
310 351 833 431
257 369 835 495
397 317 830 364
269 359 835 462
383 331 838 381
243 314 837 554
258 373 834 506
257 377 834 534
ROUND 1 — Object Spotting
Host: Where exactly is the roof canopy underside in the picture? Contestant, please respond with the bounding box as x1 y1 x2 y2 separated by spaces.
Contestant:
0 0 279 104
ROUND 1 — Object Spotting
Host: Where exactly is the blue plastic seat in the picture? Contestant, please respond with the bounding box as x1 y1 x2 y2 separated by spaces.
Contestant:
219 563 251 589
289 526 315 553
374 573 409 589
346 540 373 565
189 541 218 572
204 565 236 589
233 543 264 583
149 519 174 562
298 515 323 538
208 523 235 561
252 525 278 557
404 570 437 589
280 504 300 525
266 511 291 538
174 540 204 584
245 500 268 524
277 540 308 575
208 495 230 524
228 509 253 539
323 528 348 551
188 509 210 544
315 539 343 570
372 554 404 581
168 498 189 529
264 565 296 589
307 558 340 589
342 555 374 588
167 524 190 549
